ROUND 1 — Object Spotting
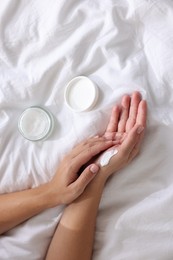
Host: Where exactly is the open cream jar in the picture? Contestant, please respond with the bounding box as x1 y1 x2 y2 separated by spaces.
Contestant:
18 106 54 141
64 76 99 112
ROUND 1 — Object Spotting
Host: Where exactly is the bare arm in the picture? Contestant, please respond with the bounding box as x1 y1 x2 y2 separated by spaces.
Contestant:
0 183 53 234
45 173 106 260
45 92 147 260
0 137 114 235
46 125 145 260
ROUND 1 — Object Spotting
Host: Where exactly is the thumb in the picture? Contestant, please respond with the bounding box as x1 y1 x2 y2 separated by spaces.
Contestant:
71 164 100 196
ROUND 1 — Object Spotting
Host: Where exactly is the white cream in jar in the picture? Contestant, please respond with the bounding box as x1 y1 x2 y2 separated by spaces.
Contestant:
64 76 99 112
18 106 54 141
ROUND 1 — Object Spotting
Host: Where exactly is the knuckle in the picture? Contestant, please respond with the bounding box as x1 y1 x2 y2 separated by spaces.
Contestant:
87 146 95 157
72 184 83 197
85 143 93 152
84 137 95 146
87 142 93 148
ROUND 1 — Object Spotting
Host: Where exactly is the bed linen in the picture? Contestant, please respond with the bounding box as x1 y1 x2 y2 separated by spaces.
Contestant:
0 0 173 259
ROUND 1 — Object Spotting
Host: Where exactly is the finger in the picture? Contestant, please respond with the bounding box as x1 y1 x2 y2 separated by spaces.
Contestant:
70 164 99 196
118 95 131 132
101 134 121 144
120 124 144 156
126 91 142 132
136 100 147 127
72 136 107 158
105 105 120 133
104 132 125 143
71 140 114 172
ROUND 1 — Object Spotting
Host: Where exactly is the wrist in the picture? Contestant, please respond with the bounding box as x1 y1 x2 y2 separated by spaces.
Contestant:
96 167 111 183
38 182 60 208
86 168 108 192
98 163 118 181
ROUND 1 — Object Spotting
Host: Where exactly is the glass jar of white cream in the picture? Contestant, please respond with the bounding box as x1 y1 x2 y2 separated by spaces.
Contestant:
18 106 54 141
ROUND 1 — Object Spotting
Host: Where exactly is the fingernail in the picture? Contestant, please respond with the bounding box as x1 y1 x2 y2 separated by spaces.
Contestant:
137 126 144 134
90 164 99 174
94 135 99 138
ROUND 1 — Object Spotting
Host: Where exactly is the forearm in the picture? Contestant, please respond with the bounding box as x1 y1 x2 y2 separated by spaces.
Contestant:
0 183 54 235
46 174 107 260
0 138 113 236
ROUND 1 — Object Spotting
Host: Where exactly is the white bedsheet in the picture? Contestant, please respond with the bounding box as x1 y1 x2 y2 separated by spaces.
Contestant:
0 0 173 259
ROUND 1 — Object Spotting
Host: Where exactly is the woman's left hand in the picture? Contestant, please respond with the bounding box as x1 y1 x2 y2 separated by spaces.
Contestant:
96 91 147 180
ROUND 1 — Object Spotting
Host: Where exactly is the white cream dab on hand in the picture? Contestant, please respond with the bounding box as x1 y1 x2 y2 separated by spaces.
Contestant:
99 148 118 167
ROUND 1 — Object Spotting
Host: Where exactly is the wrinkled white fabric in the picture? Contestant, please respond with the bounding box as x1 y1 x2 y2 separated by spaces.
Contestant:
0 0 173 259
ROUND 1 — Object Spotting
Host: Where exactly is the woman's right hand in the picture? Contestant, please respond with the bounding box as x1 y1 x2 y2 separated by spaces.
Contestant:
46 136 116 206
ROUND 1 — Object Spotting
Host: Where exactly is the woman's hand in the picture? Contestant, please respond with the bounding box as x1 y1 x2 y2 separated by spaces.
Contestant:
47 92 147 205
104 91 146 141
47 137 117 206
96 91 147 181
98 124 145 180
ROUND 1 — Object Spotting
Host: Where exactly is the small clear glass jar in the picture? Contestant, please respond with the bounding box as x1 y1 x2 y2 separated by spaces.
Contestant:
18 106 54 141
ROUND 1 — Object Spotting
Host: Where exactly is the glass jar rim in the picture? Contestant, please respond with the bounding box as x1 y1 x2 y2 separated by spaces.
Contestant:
18 106 54 141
